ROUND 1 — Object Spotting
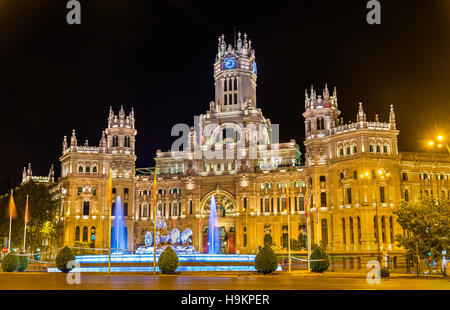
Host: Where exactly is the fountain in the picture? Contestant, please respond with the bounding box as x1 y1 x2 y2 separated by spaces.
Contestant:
47 195 282 273
208 195 220 254
111 195 127 253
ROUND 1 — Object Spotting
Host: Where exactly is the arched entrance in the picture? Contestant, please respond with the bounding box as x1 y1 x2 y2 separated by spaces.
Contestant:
200 189 236 254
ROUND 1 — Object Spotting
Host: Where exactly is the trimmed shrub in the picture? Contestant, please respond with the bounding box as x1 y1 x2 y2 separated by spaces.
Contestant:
255 245 278 274
263 234 272 246
381 268 390 277
56 246 75 273
310 246 330 273
159 246 179 274
2 253 19 272
18 255 28 272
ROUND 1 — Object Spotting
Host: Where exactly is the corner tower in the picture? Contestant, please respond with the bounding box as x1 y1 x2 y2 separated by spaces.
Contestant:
214 32 257 112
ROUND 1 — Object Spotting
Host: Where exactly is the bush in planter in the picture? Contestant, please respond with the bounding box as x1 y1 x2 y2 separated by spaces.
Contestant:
310 246 330 273
380 268 390 277
2 253 19 272
18 254 28 272
56 246 75 273
263 234 272 246
158 246 179 274
255 245 278 274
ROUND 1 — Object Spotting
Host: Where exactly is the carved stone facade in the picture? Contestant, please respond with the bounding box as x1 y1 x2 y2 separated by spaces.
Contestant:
48 32 450 272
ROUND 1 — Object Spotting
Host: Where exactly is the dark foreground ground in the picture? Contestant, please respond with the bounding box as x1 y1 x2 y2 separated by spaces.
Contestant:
0 272 448 290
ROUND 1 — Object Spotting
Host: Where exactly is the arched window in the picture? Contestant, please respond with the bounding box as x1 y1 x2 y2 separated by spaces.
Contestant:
78 165 83 173
357 216 361 244
342 218 346 245
82 226 88 242
92 166 98 173
404 189 409 202
124 136 131 148
75 226 80 241
376 144 381 153
383 144 389 154
350 217 354 244
112 136 119 147
90 226 96 242
352 145 357 154
389 216 394 243
346 147 351 155
369 144 374 153
124 203 128 216
339 147 344 157
374 216 378 241
85 166 90 173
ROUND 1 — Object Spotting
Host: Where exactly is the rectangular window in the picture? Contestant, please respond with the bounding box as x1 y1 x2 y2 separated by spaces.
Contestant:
224 80 227 91
78 187 82 195
83 201 90 216
234 93 237 105
380 186 385 203
243 234 247 247
299 196 305 211
320 192 327 207
347 188 352 204
402 172 408 181
229 94 232 105
264 198 270 212
92 187 97 196
224 95 227 105
319 175 326 182
124 203 128 216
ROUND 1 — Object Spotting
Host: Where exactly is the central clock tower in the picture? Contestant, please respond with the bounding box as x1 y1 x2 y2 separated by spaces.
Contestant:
213 32 257 112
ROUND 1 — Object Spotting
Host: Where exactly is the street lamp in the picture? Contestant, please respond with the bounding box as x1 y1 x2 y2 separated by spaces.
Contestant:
359 168 390 266
428 135 450 154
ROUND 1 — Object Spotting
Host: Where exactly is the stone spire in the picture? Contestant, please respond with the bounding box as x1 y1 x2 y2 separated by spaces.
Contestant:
323 83 330 100
27 163 32 178
22 167 27 183
70 129 77 147
389 105 396 129
48 165 54 182
356 102 367 122
99 131 107 148
63 135 67 152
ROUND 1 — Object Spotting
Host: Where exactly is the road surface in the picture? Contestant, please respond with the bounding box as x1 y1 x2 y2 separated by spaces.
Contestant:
0 272 448 290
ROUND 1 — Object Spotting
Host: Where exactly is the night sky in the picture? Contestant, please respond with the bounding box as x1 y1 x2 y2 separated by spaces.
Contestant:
0 0 449 189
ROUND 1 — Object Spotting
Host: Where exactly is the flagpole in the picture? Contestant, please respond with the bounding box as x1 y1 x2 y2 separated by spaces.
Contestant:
286 182 291 273
306 186 311 272
108 169 112 274
153 168 157 275
23 195 28 253
8 190 13 252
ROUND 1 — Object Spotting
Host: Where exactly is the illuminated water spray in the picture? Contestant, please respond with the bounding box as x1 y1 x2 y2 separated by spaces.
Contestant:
111 195 127 253
208 195 220 254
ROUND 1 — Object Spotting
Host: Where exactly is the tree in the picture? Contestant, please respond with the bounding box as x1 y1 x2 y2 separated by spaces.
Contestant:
56 246 75 273
0 181 60 253
394 197 449 265
159 246 179 274
310 246 330 273
255 245 278 274
1 253 19 272
263 234 272 246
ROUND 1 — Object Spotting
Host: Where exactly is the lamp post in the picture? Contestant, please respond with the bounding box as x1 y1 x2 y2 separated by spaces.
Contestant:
359 168 390 266
428 135 450 154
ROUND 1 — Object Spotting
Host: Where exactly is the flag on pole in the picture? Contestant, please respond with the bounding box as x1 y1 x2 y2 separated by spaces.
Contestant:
24 195 29 224
9 190 17 219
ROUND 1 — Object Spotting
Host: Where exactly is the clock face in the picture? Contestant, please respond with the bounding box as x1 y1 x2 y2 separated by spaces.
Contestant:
252 61 257 75
223 57 236 70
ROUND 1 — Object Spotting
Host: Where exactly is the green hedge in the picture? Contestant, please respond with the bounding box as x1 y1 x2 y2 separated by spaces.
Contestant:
310 246 330 273
56 246 75 273
381 268 390 277
255 245 278 274
2 253 19 272
18 255 28 272
159 246 179 274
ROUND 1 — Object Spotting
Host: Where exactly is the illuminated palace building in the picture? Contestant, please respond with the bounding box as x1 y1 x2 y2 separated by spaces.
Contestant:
31 32 450 272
